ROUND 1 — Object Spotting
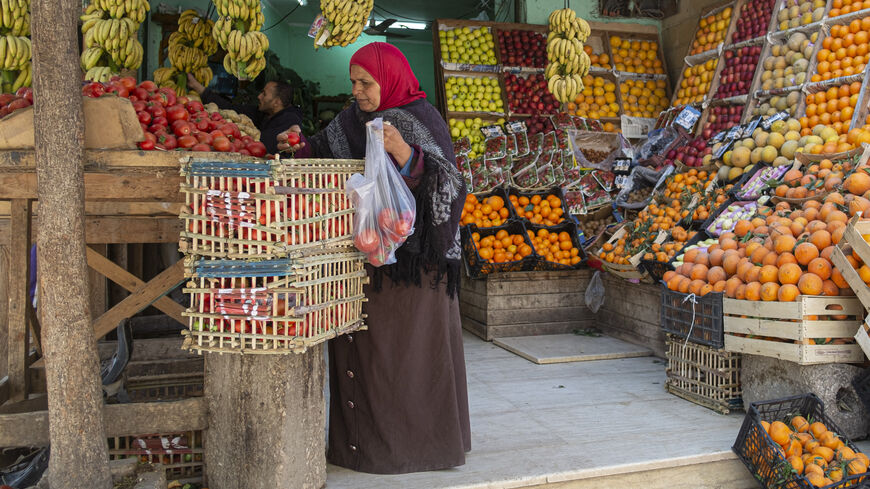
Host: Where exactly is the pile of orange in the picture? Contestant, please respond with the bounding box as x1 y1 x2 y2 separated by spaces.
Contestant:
761 416 869 486
583 44 611 69
609 36 665 75
527 228 582 266
693 185 733 221
673 59 718 106
461 193 510 228
619 78 669 118
829 0 870 20
643 226 697 263
811 17 870 83
662 168 715 200
773 157 856 199
598 200 691 265
509 193 565 226
567 75 620 119
471 229 534 263
665 191 870 300
690 7 732 54
801 82 862 135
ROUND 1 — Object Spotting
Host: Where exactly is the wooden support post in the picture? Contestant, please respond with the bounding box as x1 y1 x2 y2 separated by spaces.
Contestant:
128 243 143 280
205 347 327 489
91 258 185 340
0 245 8 381
108 243 129 306
6 199 30 402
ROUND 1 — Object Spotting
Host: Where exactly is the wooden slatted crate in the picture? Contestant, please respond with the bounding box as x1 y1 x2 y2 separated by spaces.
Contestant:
108 430 204 483
665 334 742 414
723 296 866 364
459 269 597 340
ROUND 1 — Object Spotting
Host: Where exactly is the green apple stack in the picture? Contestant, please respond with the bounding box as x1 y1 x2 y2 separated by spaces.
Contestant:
445 75 504 113
438 26 497 65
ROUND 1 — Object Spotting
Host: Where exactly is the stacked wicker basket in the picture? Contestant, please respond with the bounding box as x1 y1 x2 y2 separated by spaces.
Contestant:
178 157 368 354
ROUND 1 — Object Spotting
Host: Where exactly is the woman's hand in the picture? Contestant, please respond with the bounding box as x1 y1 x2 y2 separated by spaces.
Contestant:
383 122 413 167
186 73 206 94
277 125 305 153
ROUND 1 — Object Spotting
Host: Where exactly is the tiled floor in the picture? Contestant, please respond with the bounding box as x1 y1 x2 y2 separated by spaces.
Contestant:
324 331 767 489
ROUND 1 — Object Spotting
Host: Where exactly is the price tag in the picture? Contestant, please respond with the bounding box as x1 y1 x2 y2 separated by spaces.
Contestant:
757 195 771 206
481 125 505 138
710 129 729 144
761 111 789 130
506 121 526 134
725 124 742 141
741 117 763 138
713 139 734 160
673 105 702 132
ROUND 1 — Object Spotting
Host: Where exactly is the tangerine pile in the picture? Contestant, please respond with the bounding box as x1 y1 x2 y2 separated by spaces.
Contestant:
471 229 534 263
665 193 870 299
643 226 697 263
802 82 862 135
810 17 870 82
662 168 715 200
509 193 565 226
619 78 669 118
461 193 510 228
609 36 665 75
829 0 870 17
583 44 611 69
528 228 582 266
773 157 856 200
690 6 732 54
598 201 688 265
761 416 869 487
673 59 718 106
567 75 619 119
693 185 733 221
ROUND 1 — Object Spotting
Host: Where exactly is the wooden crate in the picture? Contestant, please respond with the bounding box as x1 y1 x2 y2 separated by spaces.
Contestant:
858 320 870 362
830 216 870 309
723 296 867 364
108 430 204 483
665 334 742 414
459 269 597 340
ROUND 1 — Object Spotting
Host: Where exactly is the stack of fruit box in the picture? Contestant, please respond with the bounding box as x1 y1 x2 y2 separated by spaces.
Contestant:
828 216 870 360
177 157 368 355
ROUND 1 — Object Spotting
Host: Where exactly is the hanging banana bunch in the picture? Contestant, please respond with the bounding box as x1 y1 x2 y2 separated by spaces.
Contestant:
156 10 217 95
80 0 149 82
0 0 31 93
545 8 591 104
211 0 268 81
315 0 373 49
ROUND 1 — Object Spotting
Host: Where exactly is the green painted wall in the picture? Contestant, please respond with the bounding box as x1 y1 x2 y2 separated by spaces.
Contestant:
524 0 662 28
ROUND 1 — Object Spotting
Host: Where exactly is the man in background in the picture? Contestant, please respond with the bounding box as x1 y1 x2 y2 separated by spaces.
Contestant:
187 73 304 155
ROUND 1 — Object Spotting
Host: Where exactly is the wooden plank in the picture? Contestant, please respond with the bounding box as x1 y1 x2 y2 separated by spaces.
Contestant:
856 322 870 360
461 290 587 311
0 172 184 201
88 244 107 319
0 216 183 245
485 306 593 326
831 246 870 311
489 277 591 296
6 199 29 402
0 245 6 380
0 397 207 447
724 334 866 365
0 201 184 217
0 149 231 169
92 258 186 340
460 315 489 341
85 247 185 325
724 316 862 341
0 376 8 405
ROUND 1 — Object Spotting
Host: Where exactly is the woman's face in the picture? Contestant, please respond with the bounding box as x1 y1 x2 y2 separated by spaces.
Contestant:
350 65 381 112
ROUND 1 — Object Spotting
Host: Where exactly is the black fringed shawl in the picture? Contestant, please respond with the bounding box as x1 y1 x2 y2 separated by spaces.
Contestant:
305 100 467 297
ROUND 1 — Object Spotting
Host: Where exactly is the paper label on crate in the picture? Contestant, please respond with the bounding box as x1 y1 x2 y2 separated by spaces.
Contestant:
741 117 763 138
761 110 790 130
710 129 728 144
480 125 505 138
758 195 770 206
673 105 701 132
713 139 734 160
506 121 526 134
724 124 743 141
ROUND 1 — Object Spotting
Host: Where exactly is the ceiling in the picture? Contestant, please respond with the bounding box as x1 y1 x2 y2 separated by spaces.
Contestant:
267 0 499 41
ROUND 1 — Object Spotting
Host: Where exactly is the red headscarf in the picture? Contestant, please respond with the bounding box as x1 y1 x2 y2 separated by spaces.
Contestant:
349 42 427 111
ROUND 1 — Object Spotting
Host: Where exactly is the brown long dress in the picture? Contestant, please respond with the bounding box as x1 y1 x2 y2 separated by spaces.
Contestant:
327 269 472 474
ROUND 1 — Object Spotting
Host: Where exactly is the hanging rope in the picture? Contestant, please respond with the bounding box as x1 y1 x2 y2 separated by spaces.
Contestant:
681 292 698 349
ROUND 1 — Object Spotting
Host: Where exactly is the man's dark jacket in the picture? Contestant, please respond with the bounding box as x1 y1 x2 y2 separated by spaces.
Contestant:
201 88 304 155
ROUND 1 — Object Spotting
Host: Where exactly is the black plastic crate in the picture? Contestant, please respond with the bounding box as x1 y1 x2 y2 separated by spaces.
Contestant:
728 163 768 200
461 220 537 279
641 258 671 283
465 186 514 226
525 221 586 271
855 368 870 414
733 393 869 489
660 284 724 349
507 186 572 227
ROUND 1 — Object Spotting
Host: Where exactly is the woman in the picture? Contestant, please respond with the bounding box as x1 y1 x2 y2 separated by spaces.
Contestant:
278 42 471 474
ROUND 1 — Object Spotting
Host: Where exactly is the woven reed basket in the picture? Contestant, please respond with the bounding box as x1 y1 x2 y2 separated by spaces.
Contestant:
179 158 368 355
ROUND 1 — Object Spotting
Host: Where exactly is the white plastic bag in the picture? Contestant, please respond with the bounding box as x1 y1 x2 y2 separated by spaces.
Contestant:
585 271 605 314
346 118 417 266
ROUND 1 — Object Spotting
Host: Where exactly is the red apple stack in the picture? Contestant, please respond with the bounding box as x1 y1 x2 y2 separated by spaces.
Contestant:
520 115 554 137
731 0 776 43
714 46 762 99
498 29 547 68
665 137 712 167
700 105 743 138
504 73 559 115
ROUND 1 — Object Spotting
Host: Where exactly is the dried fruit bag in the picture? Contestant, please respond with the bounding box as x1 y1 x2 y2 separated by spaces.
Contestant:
346 118 417 266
